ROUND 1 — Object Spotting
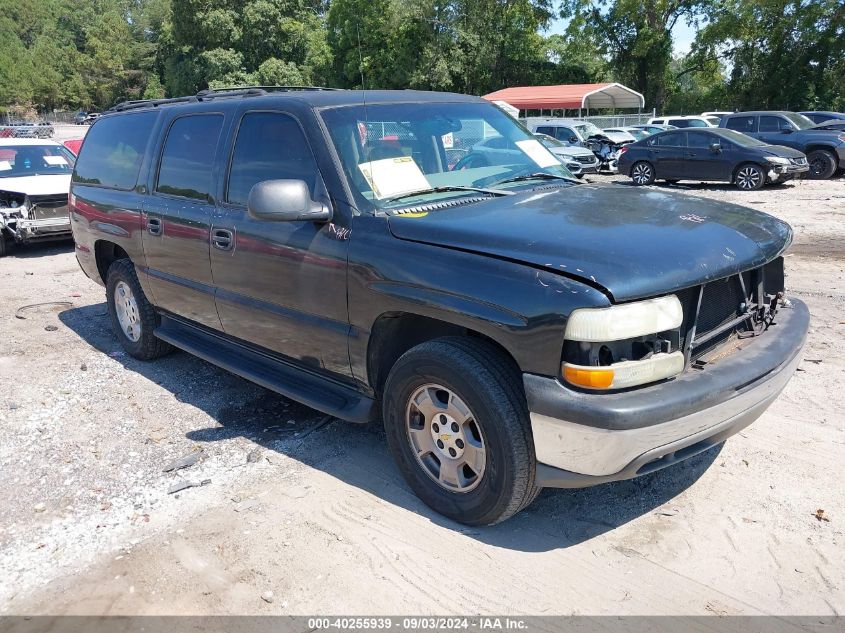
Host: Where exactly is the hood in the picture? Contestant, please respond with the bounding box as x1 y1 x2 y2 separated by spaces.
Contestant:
759 145 806 159
387 184 792 302
592 131 633 144
548 146 595 159
0 174 71 197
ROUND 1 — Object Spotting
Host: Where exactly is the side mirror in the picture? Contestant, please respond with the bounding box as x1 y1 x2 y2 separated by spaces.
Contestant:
709 142 722 152
569 136 579 144
247 180 331 223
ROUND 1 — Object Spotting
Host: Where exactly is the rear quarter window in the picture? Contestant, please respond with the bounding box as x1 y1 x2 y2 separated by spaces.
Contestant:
72 112 158 190
725 116 756 133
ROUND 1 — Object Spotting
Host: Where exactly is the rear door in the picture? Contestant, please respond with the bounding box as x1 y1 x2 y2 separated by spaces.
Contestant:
651 131 687 178
141 112 226 329
725 115 757 137
210 107 352 376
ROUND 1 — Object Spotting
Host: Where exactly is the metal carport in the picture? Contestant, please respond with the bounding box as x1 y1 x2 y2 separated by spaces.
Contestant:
483 83 645 116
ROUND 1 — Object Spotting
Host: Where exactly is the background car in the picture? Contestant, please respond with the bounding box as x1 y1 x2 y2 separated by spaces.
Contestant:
617 127 808 190
701 111 733 125
73 111 89 125
812 120 845 131
799 111 845 124
648 115 714 128
631 123 677 134
720 110 845 179
82 112 100 125
534 133 599 177
604 126 650 141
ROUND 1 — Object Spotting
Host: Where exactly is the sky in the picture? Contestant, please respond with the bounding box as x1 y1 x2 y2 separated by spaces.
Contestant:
547 16 699 55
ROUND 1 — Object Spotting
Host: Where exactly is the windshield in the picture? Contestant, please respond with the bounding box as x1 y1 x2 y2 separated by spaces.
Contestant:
320 102 574 211
0 144 76 178
717 129 768 147
784 112 814 130
573 122 602 138
536 133 564 148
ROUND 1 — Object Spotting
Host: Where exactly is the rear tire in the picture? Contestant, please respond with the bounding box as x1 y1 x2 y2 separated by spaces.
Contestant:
630 161 655 185
806 149 837 180
106 259 172 360
382 337 540 525
734 163 765 190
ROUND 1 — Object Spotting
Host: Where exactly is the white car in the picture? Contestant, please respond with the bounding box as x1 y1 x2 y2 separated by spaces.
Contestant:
533 133 600 177
0 138 75 256
701 111 733 125
648 115 714 128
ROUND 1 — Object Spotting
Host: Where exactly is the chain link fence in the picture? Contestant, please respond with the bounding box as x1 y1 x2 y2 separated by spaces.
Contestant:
578 113 654 128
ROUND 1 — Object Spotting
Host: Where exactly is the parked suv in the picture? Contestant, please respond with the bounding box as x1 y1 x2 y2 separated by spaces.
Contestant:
720 111 845 179
70 88 809 525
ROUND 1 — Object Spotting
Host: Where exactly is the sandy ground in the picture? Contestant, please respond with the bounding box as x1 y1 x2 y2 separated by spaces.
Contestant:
0 171 843 616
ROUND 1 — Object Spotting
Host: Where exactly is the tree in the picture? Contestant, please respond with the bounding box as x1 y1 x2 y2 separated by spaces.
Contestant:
560 0 713 110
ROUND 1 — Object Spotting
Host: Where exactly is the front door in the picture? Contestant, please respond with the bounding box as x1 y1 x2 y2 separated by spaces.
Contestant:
142 113 225 329
685 131 729 180
210 109 352 377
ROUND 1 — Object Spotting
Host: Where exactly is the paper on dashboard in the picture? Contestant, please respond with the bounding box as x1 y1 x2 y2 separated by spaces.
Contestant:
358 156 431 200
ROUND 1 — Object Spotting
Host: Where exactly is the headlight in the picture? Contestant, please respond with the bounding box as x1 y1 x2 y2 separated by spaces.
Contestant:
562 295 685 390
766 157 790 165
564 295 683 342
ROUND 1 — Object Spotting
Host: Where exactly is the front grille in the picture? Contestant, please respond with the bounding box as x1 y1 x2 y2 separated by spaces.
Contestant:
678 260 783 364
575 155 595 164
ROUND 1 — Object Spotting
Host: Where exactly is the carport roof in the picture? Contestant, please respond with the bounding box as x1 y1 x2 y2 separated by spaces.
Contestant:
483 83 645 110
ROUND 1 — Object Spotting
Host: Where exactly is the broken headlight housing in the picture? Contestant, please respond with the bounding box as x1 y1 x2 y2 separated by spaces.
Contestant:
562 295 685 390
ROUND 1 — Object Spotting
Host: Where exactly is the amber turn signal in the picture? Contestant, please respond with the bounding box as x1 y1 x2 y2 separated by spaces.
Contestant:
563 365 614 389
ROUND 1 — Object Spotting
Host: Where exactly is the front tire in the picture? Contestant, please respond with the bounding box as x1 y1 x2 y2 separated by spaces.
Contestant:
382 337 540 525
806 149 837 180
734 163 765 190
106 259 171 360
630 161 655 185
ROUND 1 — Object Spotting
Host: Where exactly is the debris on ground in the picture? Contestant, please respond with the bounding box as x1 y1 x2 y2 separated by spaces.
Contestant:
44 325 58 332
655 508 679 517
261 590 275 603
246 449 261 464
14 301 73 320
167 479 211 495
813 508 831 523
162 450 204 473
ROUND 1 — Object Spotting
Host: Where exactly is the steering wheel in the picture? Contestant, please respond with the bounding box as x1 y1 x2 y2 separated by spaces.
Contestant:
451 152 490 171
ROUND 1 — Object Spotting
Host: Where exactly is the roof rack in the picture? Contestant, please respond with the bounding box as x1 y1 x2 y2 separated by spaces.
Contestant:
108 85 342 113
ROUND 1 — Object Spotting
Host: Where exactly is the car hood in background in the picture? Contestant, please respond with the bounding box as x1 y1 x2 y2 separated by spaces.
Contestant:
0 174 71 196
387 184 792 302
547 146 596 159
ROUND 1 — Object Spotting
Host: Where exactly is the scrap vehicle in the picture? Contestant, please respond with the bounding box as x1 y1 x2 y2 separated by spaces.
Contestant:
618 128 809 190
524 118 634 172
70 88 808 525
0 138 76 256
533 133 600 177
720 111 845 179
603 126 649 141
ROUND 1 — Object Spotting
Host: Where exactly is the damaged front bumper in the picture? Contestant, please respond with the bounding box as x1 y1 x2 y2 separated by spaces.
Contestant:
525 299 809 488
1 210 72 243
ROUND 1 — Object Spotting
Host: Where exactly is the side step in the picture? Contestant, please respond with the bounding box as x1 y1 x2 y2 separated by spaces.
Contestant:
155 315 376 424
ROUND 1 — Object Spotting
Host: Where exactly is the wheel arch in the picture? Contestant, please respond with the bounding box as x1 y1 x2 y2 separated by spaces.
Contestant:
94 239 130 284
366 312 520 398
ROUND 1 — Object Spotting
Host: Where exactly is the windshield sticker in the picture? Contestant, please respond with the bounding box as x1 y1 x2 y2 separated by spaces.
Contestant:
358 156 430 200
0 161 11 171
515 139 561 168
43 155 68 166
441 132 454 149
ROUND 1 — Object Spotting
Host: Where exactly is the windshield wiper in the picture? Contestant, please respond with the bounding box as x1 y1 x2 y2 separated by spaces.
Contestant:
491 172 577 187
383 185 512 204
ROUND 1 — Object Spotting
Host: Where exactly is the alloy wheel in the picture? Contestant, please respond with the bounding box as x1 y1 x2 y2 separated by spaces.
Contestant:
405 383 486 493
736 166 762 190
632 163 653 185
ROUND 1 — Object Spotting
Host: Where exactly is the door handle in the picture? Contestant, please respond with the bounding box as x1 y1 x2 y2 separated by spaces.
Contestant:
212 228 234 251
147 217 162 236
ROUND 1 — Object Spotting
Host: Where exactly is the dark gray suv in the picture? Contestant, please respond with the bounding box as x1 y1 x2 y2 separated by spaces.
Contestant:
720 111 845 179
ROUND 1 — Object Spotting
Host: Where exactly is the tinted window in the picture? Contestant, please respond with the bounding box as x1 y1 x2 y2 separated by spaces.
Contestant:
668 119 692 128
657 131 686 146
687 132 714 148
535 126 555 136
725 116 756 133
227 112 319 206
156 115 223 201
73 112 156 189
652 119 664 124
554 127 577 142
759 116 789 132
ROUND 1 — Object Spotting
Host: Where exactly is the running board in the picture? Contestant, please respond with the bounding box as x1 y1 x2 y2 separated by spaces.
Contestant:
155 315 376 424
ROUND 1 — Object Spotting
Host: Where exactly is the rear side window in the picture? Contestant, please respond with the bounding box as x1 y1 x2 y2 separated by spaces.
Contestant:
535 126 554 136
156 114 224 201
725 116 756 133
657 131 686 146
668 119 691 128
652 119 664 124
72 112 157 190
226 112 319 206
